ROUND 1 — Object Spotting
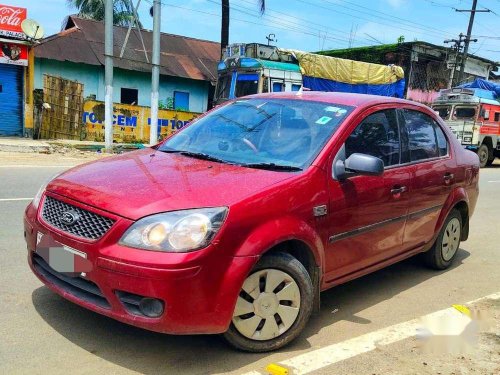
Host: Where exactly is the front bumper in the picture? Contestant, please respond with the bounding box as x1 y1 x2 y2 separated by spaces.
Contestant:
24 195 257 335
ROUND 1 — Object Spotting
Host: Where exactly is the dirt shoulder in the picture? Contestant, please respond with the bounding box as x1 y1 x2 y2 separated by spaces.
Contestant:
0 150 112 166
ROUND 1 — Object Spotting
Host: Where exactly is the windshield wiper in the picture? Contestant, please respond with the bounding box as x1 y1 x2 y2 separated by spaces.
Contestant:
241 162 302 172
159 148 230 164
179 151 230 164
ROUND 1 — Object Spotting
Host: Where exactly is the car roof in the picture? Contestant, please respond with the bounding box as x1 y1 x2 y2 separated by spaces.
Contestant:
244 91 429 111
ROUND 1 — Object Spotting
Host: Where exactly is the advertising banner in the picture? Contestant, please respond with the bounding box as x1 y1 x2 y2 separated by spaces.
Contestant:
82 101 199 143
0 42 28 65
0 4 27 39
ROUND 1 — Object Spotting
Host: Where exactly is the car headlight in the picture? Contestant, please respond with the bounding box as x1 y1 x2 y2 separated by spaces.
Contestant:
119 208 228 252
32 172 63 209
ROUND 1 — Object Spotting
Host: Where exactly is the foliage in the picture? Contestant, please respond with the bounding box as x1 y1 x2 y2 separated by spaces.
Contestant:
66 0 137 26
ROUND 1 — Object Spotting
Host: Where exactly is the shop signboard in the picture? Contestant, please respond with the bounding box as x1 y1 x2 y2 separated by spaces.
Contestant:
0 4 27 39
0 42 27 65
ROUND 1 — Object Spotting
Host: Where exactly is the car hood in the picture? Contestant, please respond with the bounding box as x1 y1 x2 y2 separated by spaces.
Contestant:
46 149 297 220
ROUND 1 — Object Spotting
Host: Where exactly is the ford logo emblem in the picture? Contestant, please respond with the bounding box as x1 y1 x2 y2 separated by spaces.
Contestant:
60 210 80 226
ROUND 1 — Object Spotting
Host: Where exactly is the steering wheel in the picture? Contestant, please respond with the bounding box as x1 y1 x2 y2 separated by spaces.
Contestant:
233 138 258 153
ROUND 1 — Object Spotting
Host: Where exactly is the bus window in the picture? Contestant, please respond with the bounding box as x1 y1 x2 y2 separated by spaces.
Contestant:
292 84 301 92
454 106 476 120
272 82 284 92
216 74 232 100
433 106 451 120
235 74 259 98
495 113 500 122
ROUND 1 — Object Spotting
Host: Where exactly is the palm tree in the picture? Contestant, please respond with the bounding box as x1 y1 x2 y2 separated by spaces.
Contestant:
67 0 137 26
221 0 265 57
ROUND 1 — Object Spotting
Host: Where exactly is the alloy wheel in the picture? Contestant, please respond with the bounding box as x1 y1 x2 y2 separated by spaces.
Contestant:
441 217 461 261
232 269 301 340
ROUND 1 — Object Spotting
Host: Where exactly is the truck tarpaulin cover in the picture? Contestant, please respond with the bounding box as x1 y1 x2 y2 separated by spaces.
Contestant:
459 78 500 98
280 49 405 98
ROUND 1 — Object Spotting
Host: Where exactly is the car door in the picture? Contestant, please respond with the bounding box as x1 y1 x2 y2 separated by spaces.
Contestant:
324 108 411 284
399 108 456 250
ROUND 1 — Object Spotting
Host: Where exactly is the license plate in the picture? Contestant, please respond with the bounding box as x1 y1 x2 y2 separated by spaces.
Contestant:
35 232 92 275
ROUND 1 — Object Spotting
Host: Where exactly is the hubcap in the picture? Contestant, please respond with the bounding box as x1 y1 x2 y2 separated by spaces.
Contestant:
232 269 301 341
441 217 461 261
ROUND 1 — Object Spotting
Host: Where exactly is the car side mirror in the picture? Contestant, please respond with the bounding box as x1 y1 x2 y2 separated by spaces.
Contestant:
334 153 384 180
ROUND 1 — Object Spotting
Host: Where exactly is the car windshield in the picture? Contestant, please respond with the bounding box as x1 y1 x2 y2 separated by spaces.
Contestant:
159 98 353 170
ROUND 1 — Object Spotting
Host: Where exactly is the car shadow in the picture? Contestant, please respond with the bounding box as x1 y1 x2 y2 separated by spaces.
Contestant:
32 249 470 374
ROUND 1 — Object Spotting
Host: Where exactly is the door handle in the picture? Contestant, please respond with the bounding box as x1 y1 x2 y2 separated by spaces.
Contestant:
391 186 407 195
443 173 454 184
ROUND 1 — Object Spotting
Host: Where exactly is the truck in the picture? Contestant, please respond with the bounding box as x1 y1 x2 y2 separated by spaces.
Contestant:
214 43 406 105
432 79 500 167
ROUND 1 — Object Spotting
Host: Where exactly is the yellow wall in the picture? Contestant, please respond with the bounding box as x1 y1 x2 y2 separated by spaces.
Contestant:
82 101 200 143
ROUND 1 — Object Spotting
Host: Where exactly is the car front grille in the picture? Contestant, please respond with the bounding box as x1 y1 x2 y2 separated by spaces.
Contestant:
42 196 115 240
33 253 110 309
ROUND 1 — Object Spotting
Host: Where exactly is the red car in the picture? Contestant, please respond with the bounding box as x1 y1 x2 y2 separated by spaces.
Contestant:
24 92 479 352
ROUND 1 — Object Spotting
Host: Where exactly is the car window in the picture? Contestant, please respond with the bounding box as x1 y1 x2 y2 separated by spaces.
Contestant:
434 122 448 157
345 109 400 167
402 109 439 161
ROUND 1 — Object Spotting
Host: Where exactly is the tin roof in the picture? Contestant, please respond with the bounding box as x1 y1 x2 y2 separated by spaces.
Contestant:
34 16 220 83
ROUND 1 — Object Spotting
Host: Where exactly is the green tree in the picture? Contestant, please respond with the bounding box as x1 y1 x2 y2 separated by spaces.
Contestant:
221 0 265 56
67 0 137 26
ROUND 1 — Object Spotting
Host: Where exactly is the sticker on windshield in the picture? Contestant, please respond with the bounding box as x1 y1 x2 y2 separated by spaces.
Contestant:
324 106 341 112
335 109 347 117
315 116 332 125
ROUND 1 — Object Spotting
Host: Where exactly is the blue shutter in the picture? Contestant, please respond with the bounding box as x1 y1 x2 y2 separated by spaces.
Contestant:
0 64 23 136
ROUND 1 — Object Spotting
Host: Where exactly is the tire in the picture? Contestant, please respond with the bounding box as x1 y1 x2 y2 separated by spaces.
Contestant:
477 144 490 168
485 157 495 166
223 252 314 352
424 209 462 270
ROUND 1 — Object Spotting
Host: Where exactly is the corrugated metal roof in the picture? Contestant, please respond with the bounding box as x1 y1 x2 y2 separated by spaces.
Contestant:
34 16 220 83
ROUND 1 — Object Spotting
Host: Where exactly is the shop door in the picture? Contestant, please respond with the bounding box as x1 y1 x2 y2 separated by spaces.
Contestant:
0 64 23 136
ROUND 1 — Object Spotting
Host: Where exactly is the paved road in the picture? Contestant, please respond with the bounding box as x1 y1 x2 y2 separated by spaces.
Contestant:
0 156 499 375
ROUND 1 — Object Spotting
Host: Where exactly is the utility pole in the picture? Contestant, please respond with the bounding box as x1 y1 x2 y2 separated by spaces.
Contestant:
455 0 490 84
444 34 467 88
149 0 161 145
104 0 114 151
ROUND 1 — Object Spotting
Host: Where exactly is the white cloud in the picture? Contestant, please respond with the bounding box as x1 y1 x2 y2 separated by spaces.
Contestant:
386 0 406 8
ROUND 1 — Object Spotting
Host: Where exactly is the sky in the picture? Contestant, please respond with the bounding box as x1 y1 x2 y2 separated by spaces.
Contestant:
10 0 500 63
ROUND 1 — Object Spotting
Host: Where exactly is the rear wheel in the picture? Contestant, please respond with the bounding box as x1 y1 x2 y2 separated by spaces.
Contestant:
424 209 462 270
478 144 490 168
224 252 313 352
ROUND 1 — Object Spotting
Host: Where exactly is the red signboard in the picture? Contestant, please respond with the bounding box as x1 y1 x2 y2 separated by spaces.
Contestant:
0 42 27 65
0 4 27 39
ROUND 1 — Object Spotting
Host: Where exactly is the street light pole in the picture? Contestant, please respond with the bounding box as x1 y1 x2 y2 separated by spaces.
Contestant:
104 0 114 151
149 0 161 145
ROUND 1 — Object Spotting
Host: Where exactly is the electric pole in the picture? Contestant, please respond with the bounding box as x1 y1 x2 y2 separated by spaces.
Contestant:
104 0 114 151
150 0 161 145
455 0 490 84
444 34 467 88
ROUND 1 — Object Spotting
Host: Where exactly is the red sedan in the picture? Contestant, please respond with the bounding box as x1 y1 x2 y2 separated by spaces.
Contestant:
24 92 479 352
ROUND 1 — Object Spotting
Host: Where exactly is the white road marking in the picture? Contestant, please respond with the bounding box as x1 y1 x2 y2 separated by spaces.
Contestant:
488 180 500 183
0 198 33 202
243 292 500 375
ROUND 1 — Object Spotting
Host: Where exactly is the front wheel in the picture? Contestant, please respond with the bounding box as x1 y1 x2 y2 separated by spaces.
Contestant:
223 252 313 352
424 209 462 270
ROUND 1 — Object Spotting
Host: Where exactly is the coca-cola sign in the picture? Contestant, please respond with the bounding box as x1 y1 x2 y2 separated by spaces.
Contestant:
0 4 27 39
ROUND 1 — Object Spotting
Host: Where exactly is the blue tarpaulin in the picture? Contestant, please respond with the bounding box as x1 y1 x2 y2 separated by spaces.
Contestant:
459 78 500 98
303 76 406 98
